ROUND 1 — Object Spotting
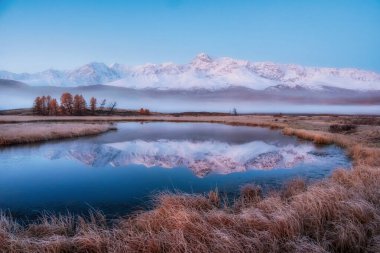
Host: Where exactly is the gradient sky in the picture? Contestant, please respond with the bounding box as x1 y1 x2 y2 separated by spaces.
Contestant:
0 0 379 73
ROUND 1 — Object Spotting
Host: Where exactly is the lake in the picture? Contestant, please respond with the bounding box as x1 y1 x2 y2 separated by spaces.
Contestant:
0 122 351 219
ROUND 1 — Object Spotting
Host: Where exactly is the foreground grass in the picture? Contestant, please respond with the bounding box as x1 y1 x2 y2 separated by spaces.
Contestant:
0 115 380 252
1 166 379 253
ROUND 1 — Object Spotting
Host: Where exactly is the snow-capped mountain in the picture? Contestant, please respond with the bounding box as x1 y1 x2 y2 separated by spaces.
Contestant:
1 53 379 90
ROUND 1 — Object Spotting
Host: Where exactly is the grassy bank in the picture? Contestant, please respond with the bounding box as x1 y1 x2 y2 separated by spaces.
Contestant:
0 123 115 146
0 115 379 252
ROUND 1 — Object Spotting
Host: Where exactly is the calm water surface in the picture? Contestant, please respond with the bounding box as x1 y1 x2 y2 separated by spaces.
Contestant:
0 122 351 219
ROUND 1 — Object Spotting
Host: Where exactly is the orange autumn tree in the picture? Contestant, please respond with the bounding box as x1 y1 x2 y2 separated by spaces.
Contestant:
60 92 74 115
33 95 60 116
48 98 60 116
73 94 87 115
139 108 150 115
33 96 43 115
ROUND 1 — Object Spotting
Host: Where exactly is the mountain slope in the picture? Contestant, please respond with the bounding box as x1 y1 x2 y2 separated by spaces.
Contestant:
1 53 379 90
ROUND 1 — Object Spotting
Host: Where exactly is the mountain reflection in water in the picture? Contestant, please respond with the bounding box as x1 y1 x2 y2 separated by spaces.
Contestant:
0 122 351 218
42 140 322 177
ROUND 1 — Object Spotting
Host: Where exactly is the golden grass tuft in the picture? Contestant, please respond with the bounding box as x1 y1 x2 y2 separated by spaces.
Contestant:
349 145 380 166
208 189 220 207
282 128 336 145
281 178 307 199
240 184 262 200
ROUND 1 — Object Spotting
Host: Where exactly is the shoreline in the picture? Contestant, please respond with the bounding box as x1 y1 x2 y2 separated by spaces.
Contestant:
1 115 379 156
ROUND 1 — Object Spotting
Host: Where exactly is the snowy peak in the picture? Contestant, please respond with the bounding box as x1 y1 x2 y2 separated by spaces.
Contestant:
67 62 120 85
195 52 213 62
191 53 213 65
1 54 379 91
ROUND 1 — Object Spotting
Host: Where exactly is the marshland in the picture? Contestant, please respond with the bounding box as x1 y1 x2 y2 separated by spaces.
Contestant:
2 1 380 252
0 113 379 253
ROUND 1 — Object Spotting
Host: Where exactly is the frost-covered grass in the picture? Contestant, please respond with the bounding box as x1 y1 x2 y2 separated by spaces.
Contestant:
0 123 114 146
0 114 379 252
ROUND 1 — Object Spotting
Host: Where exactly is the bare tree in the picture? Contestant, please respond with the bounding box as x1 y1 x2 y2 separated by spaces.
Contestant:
99 99 107 111
90 97 97 115
40 96 48 115
45 96 52 115
108 102 117 115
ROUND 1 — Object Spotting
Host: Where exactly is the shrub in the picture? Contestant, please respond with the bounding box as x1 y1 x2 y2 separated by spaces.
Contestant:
139 108 151 115
329 124 357 133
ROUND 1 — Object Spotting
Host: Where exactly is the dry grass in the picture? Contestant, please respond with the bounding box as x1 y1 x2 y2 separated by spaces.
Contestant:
0 114 380 252
282 127 380 167
281 178 307 199
282 127 337 145
0 123 115 146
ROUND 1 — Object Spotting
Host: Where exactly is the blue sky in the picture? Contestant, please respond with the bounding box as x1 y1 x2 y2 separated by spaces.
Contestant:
0 0 379 73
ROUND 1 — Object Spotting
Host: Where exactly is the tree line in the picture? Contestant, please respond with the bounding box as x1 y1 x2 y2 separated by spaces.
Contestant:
32 92 115 116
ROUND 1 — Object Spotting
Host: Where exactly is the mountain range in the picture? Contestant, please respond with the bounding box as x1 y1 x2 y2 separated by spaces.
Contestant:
1 54 380 113
1 53 380 91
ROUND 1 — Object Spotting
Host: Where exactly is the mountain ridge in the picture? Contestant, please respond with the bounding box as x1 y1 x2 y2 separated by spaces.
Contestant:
1 53 379 91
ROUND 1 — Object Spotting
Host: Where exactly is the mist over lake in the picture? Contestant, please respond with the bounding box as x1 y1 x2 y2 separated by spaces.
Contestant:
1 80 379 114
